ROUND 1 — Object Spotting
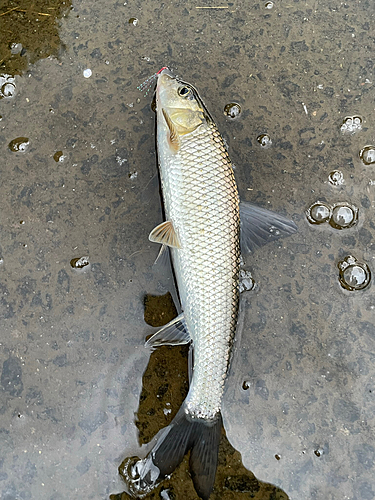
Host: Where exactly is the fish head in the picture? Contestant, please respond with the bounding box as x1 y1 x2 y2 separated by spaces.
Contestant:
156 68 209 135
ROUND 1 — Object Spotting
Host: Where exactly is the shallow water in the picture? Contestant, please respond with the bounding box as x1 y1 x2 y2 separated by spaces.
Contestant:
0 1 374 499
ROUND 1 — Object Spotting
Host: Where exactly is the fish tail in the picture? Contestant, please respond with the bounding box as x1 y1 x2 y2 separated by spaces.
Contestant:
138 405 222 500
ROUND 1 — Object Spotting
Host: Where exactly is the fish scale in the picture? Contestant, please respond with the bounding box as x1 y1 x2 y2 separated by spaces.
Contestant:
158 119 241 420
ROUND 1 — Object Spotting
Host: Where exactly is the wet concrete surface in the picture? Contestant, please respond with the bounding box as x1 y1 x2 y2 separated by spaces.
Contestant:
1 0 375 499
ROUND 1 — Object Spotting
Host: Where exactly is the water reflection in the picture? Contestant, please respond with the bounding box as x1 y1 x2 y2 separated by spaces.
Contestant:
338 256 371 291
359 145 375 166
306 201 358 229
8 136 29 152
340 116 362 135
257 133 272 149
223 102 241 120
0 74 16 98
328 170 344 186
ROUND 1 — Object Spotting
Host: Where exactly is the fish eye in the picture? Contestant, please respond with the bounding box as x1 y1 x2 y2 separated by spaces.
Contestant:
178 86 191 97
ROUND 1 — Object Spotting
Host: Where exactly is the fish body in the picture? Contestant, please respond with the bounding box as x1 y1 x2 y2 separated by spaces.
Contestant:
129 68 297 500
155 70 241 423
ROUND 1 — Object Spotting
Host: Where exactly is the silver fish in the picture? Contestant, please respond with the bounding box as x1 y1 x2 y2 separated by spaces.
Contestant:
129 68 297 500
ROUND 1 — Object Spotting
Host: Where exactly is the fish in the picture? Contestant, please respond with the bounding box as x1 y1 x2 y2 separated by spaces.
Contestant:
128 68 297 500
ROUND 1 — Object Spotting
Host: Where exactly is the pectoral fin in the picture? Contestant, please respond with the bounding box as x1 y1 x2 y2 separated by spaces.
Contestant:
240 201 297 254
162 108 181 152
149 220 181 249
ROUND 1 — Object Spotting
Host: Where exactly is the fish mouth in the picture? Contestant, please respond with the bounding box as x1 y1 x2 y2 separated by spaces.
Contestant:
159 67 174 78
155 67 177 110
156 67 175 92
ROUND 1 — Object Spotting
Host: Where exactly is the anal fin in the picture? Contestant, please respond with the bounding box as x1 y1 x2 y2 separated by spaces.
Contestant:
145 313 190 347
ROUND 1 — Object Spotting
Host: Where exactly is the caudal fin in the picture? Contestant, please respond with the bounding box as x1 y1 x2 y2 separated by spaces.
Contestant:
188 413 222 499
132 406 222 500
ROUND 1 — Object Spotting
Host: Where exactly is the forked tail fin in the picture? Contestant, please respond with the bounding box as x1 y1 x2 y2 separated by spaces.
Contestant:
128 406 222 500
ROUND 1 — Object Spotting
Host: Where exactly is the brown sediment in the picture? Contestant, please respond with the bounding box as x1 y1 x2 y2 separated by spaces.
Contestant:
0 0 71 75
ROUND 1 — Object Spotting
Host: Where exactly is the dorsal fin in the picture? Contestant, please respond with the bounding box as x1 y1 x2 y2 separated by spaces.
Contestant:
149 220 181 249
162 108 181 152
240 202 297 254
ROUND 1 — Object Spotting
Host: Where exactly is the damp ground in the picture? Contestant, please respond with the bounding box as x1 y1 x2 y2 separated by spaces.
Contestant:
0 1 375 500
